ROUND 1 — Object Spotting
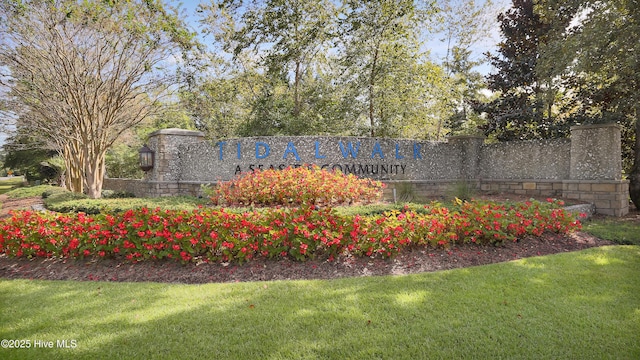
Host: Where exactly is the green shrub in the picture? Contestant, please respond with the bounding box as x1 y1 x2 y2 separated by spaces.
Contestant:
5 184 57 199
101 190 135 199
41 186 69 198
44 195 208 214
43 191 92 212
207 165 385 207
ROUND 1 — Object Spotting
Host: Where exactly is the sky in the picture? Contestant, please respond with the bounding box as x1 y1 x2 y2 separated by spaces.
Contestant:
0 0 509 149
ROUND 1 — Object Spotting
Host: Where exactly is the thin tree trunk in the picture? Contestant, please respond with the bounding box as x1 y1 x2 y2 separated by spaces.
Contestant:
629 106 640 209
369 47 379 137
63 141 84 194
294 60 301 118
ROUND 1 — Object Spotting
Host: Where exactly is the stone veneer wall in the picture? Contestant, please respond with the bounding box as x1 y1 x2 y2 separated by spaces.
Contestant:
104 124 630 216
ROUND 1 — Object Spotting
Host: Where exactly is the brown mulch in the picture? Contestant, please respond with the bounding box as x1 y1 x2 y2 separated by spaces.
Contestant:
0 194 45 219
0 195 627 284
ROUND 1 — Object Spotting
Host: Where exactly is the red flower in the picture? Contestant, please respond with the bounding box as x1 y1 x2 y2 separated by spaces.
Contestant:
69 238 79 250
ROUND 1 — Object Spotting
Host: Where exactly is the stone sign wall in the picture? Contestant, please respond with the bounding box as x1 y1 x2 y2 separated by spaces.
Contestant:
179 137 460 182
104 123 629 216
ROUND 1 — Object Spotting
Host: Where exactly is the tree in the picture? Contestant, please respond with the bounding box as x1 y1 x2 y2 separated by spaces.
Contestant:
434 0 496 137
538 0 640 208
200 0 337 122
475 0 575 141
0 0 195 198
337 0 438 137
3 132 57 182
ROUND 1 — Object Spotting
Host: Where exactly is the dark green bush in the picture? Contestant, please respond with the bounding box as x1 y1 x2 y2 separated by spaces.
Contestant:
101 190 135 199
41 186 69 199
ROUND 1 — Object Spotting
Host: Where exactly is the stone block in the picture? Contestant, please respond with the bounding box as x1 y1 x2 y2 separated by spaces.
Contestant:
598 208 615 216
565 183 579 191
537 183 553 190
578 183 592 191
579 193 595 201
565 193 580 200
522 182 537 190
591 183 617 193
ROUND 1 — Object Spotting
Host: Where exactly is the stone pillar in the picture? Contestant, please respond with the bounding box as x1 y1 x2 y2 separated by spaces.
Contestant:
570 123 622 180
447 135 485 180
146 128 205 183
564 124 629 216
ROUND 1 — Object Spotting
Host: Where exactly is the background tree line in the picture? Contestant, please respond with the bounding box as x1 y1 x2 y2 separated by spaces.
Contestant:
1 0 638 208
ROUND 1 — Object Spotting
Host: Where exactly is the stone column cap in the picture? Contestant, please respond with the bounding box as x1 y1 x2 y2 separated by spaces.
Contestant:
149 128 205 137
570 123 621 131
447 135 486 141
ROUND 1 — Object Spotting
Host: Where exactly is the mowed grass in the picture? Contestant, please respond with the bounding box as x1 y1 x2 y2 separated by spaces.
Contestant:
0 177 25 195
583 218 640 246
1 246 638 360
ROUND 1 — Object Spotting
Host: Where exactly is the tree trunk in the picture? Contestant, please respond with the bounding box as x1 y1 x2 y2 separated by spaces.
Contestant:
84 160 104 199
369 47 379 138
83 144 106 199
629 108 640 210
63 142 84 194
293 60 301 118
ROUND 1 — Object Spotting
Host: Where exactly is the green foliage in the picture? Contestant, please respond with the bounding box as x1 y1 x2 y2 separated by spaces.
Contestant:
206 166 385 207
388 181 423 204
196 0 452 139
42 191 89 212
43 195 207 215
40 185 68 199
0 0 199 198
475 0 575 141
334 202 432 217
3 144 57 182
4 184 55 199
101 190 136 199
537 0 640 208
105 144 144 179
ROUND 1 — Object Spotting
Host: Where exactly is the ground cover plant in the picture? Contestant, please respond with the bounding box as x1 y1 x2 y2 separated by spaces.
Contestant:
0 245 638 359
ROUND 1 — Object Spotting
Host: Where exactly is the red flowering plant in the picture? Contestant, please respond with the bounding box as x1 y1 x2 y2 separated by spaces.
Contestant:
0 199 582 264
207 165 385 207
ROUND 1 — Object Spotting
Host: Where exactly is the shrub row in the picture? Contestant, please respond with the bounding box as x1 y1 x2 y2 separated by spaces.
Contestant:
207 165 385 206
0 199 582 263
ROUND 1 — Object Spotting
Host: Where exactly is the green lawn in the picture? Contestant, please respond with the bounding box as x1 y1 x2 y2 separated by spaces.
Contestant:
0 177 25 195
1 245 638 359
583 218 640 246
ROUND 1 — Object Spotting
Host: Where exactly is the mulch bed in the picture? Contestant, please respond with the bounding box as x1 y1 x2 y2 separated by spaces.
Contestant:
0 232 613 284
